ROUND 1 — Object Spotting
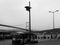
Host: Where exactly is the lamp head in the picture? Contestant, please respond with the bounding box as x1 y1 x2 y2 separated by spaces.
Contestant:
25 6 31 11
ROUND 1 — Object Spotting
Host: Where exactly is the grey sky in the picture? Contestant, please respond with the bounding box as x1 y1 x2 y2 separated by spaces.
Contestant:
0 0 60 31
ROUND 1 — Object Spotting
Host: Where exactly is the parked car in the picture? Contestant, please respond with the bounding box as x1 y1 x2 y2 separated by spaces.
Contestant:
12 32 38 45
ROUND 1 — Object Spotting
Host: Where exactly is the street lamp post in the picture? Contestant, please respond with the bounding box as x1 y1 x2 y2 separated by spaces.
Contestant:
49 10 59 29
25 1 31 41
25 1 31 32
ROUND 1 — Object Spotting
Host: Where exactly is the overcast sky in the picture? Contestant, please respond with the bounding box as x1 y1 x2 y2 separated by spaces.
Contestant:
0 0 60 31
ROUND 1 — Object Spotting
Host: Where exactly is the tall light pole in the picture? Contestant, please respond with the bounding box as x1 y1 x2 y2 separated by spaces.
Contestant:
25 1 31 41
25 1 31 32
49 10 59 29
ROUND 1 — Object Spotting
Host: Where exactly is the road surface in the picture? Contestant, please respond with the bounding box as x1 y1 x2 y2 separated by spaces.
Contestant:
0 39 60 45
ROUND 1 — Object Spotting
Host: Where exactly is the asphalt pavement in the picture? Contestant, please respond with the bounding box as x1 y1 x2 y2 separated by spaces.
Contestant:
0 39 60 45
25 39 60 45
